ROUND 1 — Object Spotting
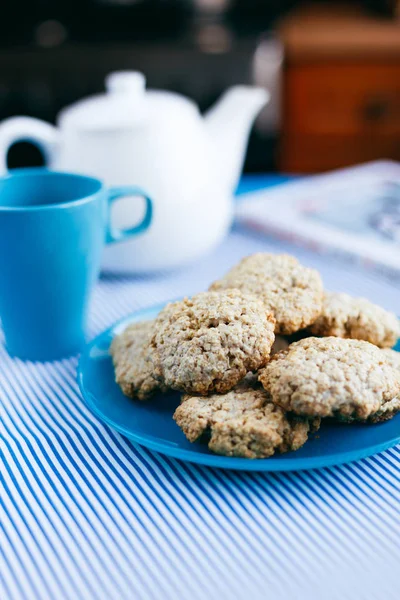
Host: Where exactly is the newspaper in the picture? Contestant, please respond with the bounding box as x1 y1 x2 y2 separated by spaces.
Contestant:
236 161 400 280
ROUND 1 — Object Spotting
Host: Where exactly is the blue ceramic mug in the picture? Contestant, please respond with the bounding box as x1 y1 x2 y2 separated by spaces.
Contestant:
0 168 153 361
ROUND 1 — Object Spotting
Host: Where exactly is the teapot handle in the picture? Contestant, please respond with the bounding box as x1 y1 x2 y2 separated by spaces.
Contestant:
0 116 58 174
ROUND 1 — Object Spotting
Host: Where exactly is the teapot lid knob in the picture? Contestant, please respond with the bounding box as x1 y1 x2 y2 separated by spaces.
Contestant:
105 71 146 95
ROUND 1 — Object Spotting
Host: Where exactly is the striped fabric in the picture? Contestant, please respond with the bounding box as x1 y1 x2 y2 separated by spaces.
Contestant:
1 227 399 600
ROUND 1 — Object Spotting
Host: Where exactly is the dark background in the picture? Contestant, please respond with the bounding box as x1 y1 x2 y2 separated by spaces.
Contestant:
0 0 398 172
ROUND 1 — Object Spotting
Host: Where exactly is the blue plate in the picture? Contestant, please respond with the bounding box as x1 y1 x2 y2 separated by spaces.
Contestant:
78 303 400 471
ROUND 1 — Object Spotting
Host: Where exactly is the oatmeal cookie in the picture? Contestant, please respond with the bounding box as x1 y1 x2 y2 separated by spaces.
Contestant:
370 348 400 423
309 291 400 348
367 397 400 423
110 320 164 400
210 253 323 334
150 290 275 395
382 348 400 371
259 337 400 421
174 378 320 458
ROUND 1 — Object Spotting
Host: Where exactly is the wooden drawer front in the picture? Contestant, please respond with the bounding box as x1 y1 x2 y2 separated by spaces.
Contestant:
280 132 400 173
284 63 400 136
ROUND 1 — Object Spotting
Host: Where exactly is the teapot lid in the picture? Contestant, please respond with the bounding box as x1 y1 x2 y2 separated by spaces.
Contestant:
57 71 147 131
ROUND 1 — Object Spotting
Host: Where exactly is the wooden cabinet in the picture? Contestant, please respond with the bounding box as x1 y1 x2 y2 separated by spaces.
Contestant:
279 6 400 173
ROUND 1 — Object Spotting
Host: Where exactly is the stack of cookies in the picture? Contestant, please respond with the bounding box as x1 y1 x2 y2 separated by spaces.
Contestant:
111 253 400 459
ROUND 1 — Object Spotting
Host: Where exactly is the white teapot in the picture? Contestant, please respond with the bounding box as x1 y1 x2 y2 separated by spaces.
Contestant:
0 72 268 272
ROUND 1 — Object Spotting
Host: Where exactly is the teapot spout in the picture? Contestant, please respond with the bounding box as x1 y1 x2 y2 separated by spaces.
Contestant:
204 86 269 194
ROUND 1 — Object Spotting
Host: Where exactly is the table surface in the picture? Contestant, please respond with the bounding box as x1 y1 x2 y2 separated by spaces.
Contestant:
1 176 399 600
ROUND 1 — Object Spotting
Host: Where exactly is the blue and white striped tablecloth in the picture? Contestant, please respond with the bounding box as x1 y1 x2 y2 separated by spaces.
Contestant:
1 214 399 600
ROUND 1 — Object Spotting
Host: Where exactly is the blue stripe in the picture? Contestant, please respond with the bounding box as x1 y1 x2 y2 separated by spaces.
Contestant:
340 461 399 508
23 365 203 600
351 459 399 499
295 469 383 553
198 466 302 586
113 443 246 595
0 559 18 600
1 476 66 600
2 376 133 590
1 516 38 600
34 362 241 597
240 474 329 567
273 472 368 563
205 470 305 596
51 409 228 595
369 454 400 491
2 439 103 600
3 420 132 600
134 447 260 596
146 450 269 593
316 469 399 549
231 472 327 569
1 367 155 598
1 363 163 600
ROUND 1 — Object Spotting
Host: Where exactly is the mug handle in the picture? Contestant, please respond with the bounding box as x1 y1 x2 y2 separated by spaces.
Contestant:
106 186 153 244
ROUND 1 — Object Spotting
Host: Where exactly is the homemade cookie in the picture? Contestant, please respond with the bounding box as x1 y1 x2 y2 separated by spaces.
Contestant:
309 291 400 348
150 290 275 395
382 348 400 371
174 378 320 458
259 337 400 421
367 396 400 424
372 349 400 423
110 320 164 401
209 253 323 334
